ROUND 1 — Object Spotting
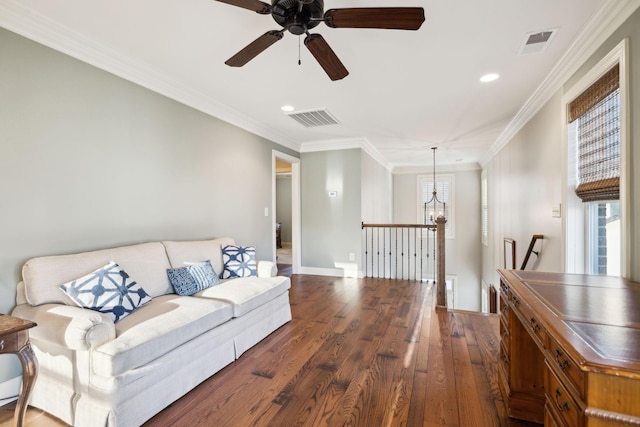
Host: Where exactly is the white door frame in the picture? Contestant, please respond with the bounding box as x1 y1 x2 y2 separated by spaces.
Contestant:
272 150 301 274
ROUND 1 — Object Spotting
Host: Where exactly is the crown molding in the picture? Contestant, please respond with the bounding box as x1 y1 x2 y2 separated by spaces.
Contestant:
300 138 391 172
0 0 301 153
392 162 481 175
480 0 640 167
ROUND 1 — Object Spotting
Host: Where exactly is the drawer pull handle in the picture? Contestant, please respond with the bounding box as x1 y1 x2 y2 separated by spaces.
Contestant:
512 296 520 306
555 388 571 412
530 317 541 333
555 349 571 371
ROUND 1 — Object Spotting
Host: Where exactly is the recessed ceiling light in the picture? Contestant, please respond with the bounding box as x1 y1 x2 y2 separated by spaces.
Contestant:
480 73 500 83
281 105 295 112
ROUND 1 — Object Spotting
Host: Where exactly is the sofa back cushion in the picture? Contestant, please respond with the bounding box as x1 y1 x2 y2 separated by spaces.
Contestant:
162 237 235 276
22 242 173 306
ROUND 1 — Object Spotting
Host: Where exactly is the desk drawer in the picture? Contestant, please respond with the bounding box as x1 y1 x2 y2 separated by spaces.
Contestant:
500 281 510 310
500 341 510 383
545 403 564 427
500 319 510 350
546 363 583 427
510 292 548 349
548 336 585 399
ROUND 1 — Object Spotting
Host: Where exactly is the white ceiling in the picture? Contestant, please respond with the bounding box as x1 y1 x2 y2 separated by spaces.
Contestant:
1 0 636 170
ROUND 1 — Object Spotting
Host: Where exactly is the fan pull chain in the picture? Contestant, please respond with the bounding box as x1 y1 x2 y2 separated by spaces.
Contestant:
298 35 301 65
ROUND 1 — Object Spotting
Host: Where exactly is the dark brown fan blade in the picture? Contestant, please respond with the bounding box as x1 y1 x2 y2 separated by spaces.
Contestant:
324 7 425 30
304 34 349 81
225 31 284 67
215 0 271 14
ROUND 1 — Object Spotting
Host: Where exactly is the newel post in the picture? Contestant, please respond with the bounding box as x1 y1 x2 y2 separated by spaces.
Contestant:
435 215 447 310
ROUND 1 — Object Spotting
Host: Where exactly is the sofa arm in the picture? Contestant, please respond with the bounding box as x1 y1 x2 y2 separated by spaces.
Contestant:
11 303 115 350
257 260 278 278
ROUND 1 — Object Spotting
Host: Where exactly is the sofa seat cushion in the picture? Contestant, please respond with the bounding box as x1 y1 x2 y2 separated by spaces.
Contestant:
196 276 290 317
92 294 233 377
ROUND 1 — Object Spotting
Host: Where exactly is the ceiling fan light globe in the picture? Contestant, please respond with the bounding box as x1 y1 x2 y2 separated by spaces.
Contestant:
286 14 308 35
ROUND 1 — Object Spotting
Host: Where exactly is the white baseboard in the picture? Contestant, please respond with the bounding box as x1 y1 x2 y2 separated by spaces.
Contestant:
300 266 363 278
300 267 344 277
0 376 20 406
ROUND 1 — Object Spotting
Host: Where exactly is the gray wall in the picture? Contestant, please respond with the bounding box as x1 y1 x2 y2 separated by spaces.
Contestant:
276 175 292 243
300 149 362 268
0 28 296 386
482 7 640 288
482 92 564 290
394 169 482 310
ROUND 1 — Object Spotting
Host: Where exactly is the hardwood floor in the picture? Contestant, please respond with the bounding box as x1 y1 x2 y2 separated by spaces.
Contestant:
0 275 539 426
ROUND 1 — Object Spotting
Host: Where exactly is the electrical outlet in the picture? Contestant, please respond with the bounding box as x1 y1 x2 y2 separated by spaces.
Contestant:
349 253 355 261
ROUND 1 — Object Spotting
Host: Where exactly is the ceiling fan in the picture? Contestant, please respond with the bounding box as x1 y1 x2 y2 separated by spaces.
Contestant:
215 0 425 80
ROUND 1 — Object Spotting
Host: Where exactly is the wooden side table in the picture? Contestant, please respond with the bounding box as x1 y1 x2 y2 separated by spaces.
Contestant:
0 314 37 427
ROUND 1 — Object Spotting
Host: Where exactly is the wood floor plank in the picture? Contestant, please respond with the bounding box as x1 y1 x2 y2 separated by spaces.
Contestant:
1 275 540 427
450 312 487 427
423 309 460 426
467 314 512 427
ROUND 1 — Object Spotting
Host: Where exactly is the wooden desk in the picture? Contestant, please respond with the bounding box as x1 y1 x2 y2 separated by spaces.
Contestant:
497 270 640 427
0 314 37 427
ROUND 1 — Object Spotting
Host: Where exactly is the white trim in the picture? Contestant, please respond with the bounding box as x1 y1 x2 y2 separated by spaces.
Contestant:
0 376 20 406
0 0 300 153
561 39 629 277
272 151 301 274
299 266 362 278
481 169 488 246
393 162 480 175
446 275 457 309
299 137 390 172
3 1 636 171
481 0 639 167
481 280 489 313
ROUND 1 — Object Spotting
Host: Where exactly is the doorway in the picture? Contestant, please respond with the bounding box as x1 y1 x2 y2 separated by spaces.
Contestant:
272 151 300 274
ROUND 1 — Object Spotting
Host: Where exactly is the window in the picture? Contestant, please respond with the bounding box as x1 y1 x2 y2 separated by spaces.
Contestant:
586 202 620 276
418 174 454 238
570 66 620 203
564 40 627 276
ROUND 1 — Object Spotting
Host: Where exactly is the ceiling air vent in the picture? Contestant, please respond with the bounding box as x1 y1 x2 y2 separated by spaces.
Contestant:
287 108 340 127
517 28 558 55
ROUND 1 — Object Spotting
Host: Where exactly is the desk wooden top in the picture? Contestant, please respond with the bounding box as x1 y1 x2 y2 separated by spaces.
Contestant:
0 314 37 335
498 270 640 378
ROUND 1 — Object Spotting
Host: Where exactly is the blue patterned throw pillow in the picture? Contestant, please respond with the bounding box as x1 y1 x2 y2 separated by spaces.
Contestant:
221 245 257 279
167 260 220 296
59 261 152 323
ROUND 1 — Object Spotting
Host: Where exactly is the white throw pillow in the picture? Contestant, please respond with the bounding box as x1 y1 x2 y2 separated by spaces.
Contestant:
59 261 152 322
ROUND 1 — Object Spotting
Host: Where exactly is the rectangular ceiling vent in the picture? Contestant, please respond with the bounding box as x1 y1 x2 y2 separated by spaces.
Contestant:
287 108 340 127
517 28 558 55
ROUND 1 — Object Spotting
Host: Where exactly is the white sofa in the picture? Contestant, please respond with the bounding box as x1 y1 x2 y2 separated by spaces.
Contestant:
11 237 291 427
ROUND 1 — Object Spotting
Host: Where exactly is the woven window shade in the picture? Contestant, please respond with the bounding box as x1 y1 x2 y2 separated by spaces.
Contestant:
569 65 620 202
568 65 619 123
